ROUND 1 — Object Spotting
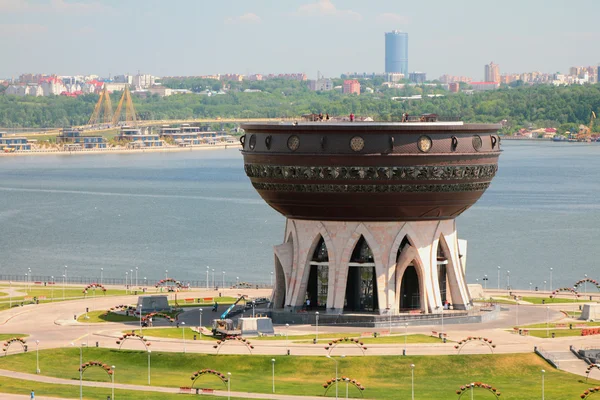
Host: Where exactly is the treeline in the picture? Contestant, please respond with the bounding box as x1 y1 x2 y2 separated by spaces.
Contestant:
0 79 599 134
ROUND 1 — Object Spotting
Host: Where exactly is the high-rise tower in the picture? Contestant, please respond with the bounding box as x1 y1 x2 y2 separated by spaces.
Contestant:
484 62 500 83
385 31 408 75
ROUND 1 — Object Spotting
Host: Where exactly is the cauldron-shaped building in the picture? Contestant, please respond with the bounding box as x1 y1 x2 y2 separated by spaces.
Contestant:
241 119 501 315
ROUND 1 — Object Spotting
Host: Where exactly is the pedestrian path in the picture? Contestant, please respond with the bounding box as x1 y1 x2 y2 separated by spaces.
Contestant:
0 369 345 400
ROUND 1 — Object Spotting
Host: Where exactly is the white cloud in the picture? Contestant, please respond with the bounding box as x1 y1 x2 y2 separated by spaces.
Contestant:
295 0 362 21
376 12 409 25
224 13 262 25
0 0 109 15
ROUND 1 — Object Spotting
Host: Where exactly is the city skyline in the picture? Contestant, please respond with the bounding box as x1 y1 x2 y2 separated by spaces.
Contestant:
0 0 598 80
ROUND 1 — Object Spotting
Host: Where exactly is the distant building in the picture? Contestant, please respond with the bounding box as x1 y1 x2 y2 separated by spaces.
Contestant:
385 30 408 75
448 82 460 93
308 79 333 91
484 62 500 83
147 85 173 97
409 72 427 84
133 74 156 89
387 73 405 83
56 128 107 149
439 74 472 84
470 81 500 91
0 132 31 151
343 79 360 95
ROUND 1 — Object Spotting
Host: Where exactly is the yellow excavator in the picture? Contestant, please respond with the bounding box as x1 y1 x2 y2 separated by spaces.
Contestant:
577 111 596 142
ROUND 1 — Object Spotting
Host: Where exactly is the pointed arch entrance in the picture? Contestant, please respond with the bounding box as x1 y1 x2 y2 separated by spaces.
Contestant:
344 236 379 312
396 236 422 311
305 236 329 310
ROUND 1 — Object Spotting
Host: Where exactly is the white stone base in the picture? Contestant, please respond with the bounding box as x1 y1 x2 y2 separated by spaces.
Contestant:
272 219 472 315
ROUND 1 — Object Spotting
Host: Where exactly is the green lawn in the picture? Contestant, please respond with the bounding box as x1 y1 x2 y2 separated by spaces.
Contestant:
519 321 600 329
0 348 597 399
526 329 584 338
293 334 444 344
77 310 139 323
495 296 594 304
128 328 213 340
0 334 28 341
0 375 257 400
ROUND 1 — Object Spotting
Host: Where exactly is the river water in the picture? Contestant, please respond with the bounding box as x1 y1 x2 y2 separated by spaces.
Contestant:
0 141 598 290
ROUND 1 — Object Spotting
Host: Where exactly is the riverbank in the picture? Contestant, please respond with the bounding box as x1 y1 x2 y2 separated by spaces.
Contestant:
0 142 241 157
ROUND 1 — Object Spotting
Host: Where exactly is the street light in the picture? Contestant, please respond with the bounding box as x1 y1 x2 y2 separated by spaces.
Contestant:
100 268 103 286
135 267 138 288
541 369 545 400
199 308 203 331
227 372 231 400
584 274 588 294
25 273 28 293
165 269 168 280
326 354 345 400
64 265 68 287
497 266 500 290
411 364 415 400
236 276 239 287
529 282 532 291
147 349 151 385
222 271 225 288
35 340 40 374
550 267 553 291
112 365 116 400
62 274 66 300
271 358 276 393
483 274 488 290
212 268 215 289
125 272 129 294
544 280 547 292
270 271 273 287
546 306 550 338
139 303 143 333
345 377 350 399
506 270 510 290
71 342 86 400
315 311 319 342
285 323 289 355
50 276 54 301
470 382 474 400
181 321 186 353
206 266 210 289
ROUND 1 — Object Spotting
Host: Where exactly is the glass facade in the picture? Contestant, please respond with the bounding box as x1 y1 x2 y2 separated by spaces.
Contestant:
385 31 408 75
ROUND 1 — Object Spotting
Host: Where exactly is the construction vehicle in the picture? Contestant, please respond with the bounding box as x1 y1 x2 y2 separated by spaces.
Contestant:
211 295 247 338
577 111 596 142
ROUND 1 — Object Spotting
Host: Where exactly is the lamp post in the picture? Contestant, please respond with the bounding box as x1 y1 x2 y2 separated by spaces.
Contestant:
130 270 133 291
125 272 128 294
212 268 215 289
25 273 28 293
222 271 225 288
147 349 151 385
271 358 276 393
165 269 168 280
206 266 210 289
483 274 488 290
135 267 138 288
227 372 231 400
411 364 415 400
506 270 510 290
270 271 273 287
529 282 532 291
404 322 408 355
139 303 143 334
111 365 116 400
236 276 239 287
64 265 67 287
62 274 66 300
541 369 545 400
199 308 203 331
71 342 86 400
584 274 588 294
470 383 474 400
326 354 345 400
35 340 40 374
285 323 289 355
546 306 550 338
544 280 547 292
497 266 500 290
550 267 553 291
181 321 186 353
315 311 319 342
516 298 519 326
252 300 255 318
100 268 103 286
345 377 350 399
50 276 54 302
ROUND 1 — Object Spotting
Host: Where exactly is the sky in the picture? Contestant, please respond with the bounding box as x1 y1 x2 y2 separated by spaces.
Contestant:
0 0 598 81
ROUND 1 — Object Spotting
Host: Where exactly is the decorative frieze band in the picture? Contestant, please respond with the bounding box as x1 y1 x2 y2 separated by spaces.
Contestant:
252 182 491 193
244 164 498 181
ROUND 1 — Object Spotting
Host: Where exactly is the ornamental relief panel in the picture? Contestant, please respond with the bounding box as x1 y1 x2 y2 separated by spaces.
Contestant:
244 164 498 181
252 182 491 193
